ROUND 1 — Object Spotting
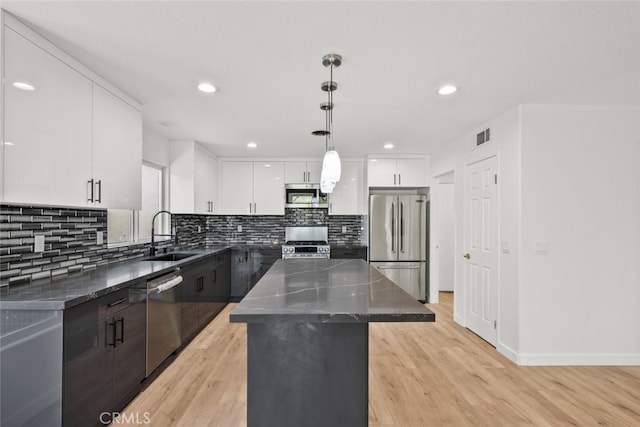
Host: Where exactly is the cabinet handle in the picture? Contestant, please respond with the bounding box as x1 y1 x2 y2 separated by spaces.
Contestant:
393 174 396 185
95 180 102 203
329 202 333 213
87 179 94 202
106 320 117 348
303 171 306 182
253 202 257 213
245 251 249 262
307 171 310 182
108 297 127 307
398 174 401 186
214 269 217 283
117 318 125 344
249 203 252 213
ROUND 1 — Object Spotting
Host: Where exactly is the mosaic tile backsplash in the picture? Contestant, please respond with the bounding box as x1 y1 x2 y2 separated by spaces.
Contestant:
1 204 365 288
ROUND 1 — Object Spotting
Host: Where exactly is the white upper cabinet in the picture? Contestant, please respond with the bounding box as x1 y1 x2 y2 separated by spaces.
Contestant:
2 18 143 209
3 27 93 207
194 146 218 214
253 162 285 214
170 141 218 214
367 157 428 187
220 161 284 215
284 161 322 183
328 161 365 215
92 84 142 210
220 162 253 214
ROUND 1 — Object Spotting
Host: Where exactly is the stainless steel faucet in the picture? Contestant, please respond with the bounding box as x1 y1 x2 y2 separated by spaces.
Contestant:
150 210 177 256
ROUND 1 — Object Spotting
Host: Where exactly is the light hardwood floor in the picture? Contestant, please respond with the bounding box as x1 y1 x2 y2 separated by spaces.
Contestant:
118 292 640 426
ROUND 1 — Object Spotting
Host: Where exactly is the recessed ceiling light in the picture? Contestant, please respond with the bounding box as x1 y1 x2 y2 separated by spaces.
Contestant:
159 120 178 127
369 159 378 162
12 81 35 91
438 85 458 95
247 142 258 149
264 164 271 168
2 141 14 146
198 82 217 93
383 143 394 149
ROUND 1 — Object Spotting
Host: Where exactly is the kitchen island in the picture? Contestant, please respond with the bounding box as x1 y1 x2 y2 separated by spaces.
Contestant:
229 259 435 427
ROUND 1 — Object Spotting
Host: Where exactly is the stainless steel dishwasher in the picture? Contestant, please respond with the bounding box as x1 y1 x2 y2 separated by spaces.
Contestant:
146 269 183 377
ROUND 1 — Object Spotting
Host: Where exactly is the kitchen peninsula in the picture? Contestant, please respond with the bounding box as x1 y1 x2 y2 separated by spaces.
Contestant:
230 259 435 427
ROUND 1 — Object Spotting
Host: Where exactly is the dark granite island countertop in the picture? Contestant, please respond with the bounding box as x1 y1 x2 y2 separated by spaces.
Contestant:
230 259 434 427
230 258 434 323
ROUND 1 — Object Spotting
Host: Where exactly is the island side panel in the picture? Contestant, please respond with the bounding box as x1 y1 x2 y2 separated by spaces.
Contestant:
247 322 368 427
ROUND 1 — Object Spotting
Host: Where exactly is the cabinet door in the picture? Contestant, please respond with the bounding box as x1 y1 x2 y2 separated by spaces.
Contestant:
249 248 280 290
92 84 142 209
284 161 308 183
3 28 92 206
220 162 253 214
396 158 425 187
180 272 201 342
194 146 217 213
329 161 364 215
253 162 285 214
63 318 114 427
367 159 396 187
112 301 146 411
306 161 323 183
231 249 251 300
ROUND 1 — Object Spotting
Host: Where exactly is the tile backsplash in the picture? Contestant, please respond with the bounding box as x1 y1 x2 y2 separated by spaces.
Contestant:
1 204 366 287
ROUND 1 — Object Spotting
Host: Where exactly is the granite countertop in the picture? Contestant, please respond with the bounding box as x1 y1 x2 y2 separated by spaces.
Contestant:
0 246 232 310
229 259 434 324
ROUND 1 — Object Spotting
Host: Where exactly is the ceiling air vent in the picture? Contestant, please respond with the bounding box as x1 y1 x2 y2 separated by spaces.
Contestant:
476 128 491 147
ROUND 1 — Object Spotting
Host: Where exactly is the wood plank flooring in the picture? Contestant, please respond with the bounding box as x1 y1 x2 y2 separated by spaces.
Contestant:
118 292 640 426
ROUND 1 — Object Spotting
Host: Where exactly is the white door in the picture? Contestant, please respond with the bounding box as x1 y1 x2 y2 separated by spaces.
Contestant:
463 156 498 345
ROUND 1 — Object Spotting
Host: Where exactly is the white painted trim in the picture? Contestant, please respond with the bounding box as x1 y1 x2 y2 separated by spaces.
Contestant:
496 342 519 364
453 313 465 326
514 353 640 366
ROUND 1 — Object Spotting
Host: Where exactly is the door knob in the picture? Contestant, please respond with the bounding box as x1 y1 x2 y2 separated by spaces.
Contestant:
463 253 471 259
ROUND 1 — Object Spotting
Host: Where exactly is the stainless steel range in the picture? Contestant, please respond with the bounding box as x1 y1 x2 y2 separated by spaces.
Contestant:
282 226 330 259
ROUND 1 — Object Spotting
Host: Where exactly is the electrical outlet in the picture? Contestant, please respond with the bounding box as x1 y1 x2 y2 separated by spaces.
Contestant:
96 231 103 245
342 225 347 234
197 226 202 233
34 235 45 252
237 225 242 232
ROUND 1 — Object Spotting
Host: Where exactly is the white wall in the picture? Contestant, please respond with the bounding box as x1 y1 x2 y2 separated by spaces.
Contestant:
435 174 455 292
142 127 170 167
431 104 640 365
518 105 640 365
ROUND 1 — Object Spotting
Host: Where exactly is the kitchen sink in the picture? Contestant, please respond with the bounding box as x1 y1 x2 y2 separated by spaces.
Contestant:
143 252 199 262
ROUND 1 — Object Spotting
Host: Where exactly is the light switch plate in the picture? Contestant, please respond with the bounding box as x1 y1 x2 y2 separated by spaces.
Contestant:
237 225 242 232
96 231 103 245
342 225 347 234
534 241 549 255
501 240 511 254
34 235 45 252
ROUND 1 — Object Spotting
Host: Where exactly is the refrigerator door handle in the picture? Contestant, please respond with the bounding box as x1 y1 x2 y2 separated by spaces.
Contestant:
400 202 405 253
377 265 421 270
391 202 396 253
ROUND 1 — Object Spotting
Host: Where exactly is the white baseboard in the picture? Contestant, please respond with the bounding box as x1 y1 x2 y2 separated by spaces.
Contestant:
498 349 640 366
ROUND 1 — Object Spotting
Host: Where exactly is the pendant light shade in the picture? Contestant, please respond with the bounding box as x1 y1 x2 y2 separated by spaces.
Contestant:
322 149 341 182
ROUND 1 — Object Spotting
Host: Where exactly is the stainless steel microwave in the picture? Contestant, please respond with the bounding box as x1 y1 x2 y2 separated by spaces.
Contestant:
285 184 329 208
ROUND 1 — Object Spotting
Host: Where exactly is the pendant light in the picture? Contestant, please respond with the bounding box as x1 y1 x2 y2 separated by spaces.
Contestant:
313 53 342 193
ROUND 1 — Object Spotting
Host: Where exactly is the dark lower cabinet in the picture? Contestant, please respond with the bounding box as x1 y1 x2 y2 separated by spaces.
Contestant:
181 250 231 343
231 247 280 301
63 281 146 427
331 246 368 261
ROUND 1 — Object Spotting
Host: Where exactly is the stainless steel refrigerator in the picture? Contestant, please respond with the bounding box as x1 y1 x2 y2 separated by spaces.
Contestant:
369 191 429 301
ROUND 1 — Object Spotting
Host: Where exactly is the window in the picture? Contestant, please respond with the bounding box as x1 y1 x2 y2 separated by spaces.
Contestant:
107 162 166 245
